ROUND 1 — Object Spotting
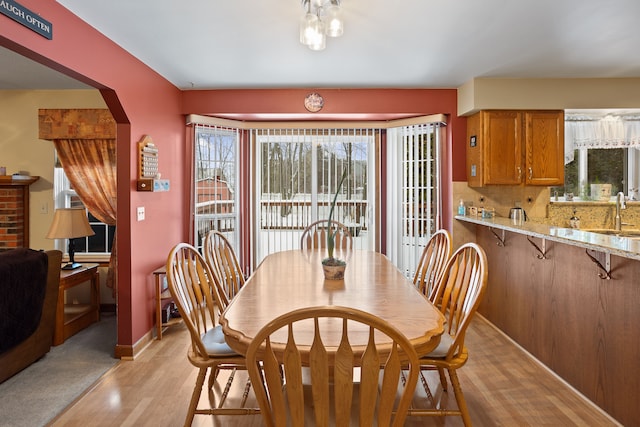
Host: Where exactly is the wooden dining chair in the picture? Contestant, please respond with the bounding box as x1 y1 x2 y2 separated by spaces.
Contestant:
408 242 488 427
246 305 420 427
165 243 259 426
300 219 353 258
412 229 452 301
203 230 244 313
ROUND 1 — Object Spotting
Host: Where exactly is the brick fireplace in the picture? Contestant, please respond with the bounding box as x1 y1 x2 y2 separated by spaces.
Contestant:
0 177 39 250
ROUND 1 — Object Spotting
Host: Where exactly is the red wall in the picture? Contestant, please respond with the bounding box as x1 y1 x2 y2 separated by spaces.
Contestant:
1 2 466 352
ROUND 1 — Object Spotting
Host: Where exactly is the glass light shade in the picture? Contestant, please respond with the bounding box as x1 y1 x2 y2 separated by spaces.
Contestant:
300 13 319 45
308 20 326 50
324 4 343 37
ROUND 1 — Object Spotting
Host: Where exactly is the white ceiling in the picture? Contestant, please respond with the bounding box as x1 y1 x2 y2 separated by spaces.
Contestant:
4 0 640 91
0 47 91 89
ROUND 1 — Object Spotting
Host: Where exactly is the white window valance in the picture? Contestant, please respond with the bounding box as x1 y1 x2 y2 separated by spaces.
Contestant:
564 115 640 164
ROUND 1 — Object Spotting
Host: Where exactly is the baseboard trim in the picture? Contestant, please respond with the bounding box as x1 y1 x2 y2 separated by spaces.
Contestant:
114 328 154 360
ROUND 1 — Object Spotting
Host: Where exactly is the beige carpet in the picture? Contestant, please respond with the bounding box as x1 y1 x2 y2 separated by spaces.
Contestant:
0 313 117 427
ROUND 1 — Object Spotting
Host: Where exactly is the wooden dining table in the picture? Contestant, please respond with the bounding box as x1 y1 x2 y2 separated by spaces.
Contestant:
220 249 445 359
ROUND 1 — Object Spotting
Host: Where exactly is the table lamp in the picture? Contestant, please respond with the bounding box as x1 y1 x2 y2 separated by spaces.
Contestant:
46 208 95 270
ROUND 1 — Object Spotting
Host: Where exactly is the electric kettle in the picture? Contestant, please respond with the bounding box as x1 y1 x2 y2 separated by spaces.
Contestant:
509 207 527 224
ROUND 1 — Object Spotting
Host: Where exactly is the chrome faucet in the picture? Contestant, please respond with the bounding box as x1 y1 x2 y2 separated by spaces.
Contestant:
615 192 627 231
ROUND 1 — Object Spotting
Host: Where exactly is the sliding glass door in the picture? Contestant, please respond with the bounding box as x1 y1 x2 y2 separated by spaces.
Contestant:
254 128 376 265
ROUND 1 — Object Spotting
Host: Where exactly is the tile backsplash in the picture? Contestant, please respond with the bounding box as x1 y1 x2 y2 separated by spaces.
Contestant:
547 201 640 229
451 182 552 248
452 182 640 230
452 183 550 222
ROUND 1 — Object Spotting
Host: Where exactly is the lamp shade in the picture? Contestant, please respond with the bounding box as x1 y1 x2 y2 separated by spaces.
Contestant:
46 208 95 239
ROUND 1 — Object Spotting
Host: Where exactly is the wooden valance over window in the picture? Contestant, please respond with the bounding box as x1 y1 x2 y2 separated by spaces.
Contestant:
38 109 116 140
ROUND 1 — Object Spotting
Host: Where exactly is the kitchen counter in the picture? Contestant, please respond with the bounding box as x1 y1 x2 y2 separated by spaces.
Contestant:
455 215 640 261
461 214 640 426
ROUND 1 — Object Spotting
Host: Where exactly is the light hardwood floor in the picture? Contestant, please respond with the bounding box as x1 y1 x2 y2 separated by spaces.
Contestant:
50 316 620 427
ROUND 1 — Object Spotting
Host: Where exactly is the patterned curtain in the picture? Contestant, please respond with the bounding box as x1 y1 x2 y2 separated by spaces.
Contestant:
53 138 118 295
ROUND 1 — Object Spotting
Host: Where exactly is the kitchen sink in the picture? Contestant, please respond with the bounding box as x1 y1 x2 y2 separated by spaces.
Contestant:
582 228 640 237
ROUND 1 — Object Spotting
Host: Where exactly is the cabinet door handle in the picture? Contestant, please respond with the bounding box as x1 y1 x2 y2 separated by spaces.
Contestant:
528 167 533 180
517 167 522 181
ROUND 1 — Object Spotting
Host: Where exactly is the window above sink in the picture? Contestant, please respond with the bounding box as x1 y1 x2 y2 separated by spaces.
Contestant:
551 109 640 202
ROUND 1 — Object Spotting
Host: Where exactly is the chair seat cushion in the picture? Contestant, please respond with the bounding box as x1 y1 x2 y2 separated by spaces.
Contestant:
421 332 453 359
201 325 238 357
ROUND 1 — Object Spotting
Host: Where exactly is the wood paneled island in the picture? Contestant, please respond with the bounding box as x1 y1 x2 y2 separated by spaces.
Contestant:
457 215 639 427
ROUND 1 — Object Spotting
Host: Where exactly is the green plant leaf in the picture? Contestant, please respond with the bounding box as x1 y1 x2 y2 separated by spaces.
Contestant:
327 169 348 260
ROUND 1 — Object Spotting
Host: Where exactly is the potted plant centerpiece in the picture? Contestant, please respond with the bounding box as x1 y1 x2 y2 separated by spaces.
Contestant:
322 170 348 280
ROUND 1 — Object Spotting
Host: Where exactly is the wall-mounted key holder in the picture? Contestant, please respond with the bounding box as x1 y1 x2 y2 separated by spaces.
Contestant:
137 135 170 192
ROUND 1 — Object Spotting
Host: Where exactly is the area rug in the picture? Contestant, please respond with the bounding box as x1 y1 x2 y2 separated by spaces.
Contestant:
0 313 117 427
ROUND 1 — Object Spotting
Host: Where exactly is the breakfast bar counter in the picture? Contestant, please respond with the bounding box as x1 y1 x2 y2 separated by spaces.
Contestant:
455 214 640 260
457 214 640 426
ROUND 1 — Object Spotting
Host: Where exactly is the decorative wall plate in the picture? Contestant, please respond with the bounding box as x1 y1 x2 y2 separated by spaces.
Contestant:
304 92 324 113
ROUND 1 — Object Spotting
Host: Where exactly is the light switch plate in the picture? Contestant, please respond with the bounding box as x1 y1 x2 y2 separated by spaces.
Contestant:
137 206 145 221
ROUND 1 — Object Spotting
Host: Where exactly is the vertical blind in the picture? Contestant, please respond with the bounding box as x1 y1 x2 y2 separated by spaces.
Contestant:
386 122 442 278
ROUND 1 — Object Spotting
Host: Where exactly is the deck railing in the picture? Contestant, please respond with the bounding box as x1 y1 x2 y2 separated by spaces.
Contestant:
194 200 369 249
259 200 368 232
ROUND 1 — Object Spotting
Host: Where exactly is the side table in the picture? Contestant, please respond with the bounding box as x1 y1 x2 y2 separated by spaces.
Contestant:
153 266 181 339
54 263 100 345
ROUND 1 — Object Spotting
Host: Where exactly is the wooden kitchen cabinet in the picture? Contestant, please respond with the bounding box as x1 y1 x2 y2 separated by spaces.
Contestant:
524 111 565 186
466 110 564 187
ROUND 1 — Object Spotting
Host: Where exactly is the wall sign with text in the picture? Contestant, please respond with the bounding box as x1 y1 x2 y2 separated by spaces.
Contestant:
0 0 53 39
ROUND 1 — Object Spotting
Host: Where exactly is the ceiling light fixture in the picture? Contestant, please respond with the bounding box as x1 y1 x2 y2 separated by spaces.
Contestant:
299 0 343 51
